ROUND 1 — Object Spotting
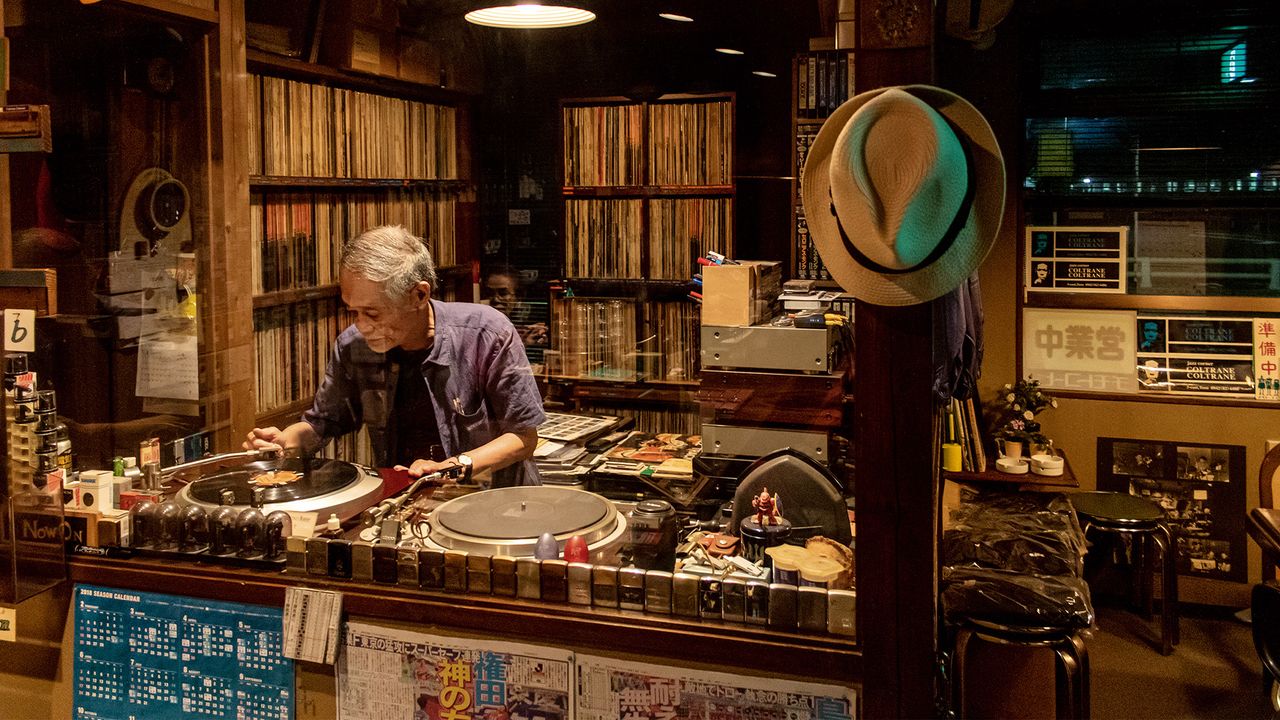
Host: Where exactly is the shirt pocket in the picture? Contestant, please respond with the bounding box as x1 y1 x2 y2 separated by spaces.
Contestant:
450 392 492 446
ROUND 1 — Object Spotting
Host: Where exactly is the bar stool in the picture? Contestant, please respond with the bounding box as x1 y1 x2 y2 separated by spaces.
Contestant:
1070 491 1179 655
952 619 1090 720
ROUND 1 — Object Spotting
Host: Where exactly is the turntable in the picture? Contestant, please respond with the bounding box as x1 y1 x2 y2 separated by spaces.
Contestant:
425 486 627 558
172 451 383 521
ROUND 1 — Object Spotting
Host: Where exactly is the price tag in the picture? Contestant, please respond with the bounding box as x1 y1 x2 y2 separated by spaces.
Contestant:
3 309 35 352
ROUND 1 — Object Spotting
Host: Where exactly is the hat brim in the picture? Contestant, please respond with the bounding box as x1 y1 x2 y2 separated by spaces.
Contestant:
802 85 1005 306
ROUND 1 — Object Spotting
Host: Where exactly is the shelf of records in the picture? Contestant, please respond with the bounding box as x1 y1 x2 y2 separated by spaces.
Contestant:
564 197 732 280
249 73 458 180
253 297 353 416
250 188 457 296
546 297 700 384
562 96 733 187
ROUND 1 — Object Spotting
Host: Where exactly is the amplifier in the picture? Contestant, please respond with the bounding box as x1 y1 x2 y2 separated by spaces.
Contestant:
701 424 829 463
701 324 839 372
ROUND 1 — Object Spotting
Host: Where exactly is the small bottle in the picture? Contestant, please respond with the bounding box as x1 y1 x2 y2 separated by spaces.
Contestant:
321 513 343 538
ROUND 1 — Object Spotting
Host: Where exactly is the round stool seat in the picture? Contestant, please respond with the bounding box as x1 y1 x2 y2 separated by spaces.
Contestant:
967 617 1074 642
1070 491 1164 527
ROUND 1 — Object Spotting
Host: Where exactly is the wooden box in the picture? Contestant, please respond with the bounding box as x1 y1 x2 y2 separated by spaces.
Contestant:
398 34 442 86
0 268 57 316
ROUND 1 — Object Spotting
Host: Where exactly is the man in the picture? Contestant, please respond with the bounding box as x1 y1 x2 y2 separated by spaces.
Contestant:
1031 262 1051 287
245 226 544 486
482 266 548 347
1139 319 1164 353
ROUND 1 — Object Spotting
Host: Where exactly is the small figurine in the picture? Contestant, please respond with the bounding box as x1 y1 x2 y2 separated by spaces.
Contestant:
752 487 781 526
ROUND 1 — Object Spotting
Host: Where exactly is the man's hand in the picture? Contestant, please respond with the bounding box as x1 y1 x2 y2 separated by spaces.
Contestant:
244 426 285 452
394 458 462 481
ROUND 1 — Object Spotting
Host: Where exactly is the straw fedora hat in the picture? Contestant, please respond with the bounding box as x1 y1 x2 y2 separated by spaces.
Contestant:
802 85 1005 306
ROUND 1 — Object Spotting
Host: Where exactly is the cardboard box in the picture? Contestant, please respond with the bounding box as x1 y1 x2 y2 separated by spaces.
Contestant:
701 261 782 327
398 34 442 86
325 23 399 78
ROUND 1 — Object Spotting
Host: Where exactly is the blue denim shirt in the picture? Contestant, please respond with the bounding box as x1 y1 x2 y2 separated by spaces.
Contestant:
303 300 545 486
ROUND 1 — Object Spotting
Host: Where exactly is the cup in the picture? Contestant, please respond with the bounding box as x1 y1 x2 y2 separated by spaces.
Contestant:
996 439 1025 460
942 443 963 472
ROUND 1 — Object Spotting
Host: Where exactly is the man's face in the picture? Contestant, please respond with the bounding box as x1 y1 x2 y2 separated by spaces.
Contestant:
340 269 431 353
1143 323 1159 342
1035 264 1049 281
1195 457 1209 471
484 274 518 315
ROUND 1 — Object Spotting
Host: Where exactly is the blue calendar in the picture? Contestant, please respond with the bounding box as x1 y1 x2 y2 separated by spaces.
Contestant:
73 584 293 720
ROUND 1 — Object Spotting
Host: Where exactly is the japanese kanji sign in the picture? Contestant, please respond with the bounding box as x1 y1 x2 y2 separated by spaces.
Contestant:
1023 308 1137 393
1026 226 1128 294
1256 318 1280 401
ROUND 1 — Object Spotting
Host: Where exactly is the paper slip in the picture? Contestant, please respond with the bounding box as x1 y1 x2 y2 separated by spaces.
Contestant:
283 586 344 664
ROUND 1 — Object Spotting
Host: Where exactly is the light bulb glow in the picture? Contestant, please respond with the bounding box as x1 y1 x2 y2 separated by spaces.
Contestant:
465 4 596 28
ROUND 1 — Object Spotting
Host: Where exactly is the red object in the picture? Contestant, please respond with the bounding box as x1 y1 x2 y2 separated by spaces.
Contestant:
562 535 589 563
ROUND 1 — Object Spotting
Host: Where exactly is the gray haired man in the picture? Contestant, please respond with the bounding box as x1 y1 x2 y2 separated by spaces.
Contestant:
245 225 544 486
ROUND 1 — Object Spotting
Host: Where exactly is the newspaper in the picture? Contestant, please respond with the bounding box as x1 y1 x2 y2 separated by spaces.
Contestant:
337 621 573 720
575 653 857 720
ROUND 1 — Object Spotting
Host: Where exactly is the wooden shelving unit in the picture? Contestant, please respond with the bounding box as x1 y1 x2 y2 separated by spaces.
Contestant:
550 94 742 430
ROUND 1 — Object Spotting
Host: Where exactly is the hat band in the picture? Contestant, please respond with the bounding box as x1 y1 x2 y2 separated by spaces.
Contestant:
827 146 976 276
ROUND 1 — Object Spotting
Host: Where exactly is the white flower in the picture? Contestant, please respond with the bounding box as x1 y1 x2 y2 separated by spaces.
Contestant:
1051 399 1058 408
1003 384 1012 391
1006 393 1015 403
1023 410 1034 420
1013 404 1021 411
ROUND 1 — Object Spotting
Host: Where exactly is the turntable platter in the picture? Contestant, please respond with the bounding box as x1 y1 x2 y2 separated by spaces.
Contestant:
176 456 383 522
188 458 359 506
429 486 626 556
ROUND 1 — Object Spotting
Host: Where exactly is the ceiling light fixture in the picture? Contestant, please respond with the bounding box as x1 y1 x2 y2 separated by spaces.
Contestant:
465 3 596 29
752 70 778 78
658 13 694 22
715 48 745 56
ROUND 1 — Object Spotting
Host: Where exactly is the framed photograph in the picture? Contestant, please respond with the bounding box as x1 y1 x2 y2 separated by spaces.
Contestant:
1097 437 1246 583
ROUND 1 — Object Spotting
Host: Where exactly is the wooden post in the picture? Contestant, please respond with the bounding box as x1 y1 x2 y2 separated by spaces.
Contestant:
849 1 939 717
204 0 255 450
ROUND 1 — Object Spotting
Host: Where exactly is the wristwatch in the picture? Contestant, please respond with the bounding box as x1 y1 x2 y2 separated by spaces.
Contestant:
454 453 474 483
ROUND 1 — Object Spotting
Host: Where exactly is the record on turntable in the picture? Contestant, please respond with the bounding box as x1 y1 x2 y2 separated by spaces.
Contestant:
428 486 627 557
175 454 383 521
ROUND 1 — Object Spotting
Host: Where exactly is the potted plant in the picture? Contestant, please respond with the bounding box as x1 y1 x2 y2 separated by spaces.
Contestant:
994 377 1057 459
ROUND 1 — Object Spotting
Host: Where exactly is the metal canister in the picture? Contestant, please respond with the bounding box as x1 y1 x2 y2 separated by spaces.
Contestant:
739 517 792 565
627 499 678 570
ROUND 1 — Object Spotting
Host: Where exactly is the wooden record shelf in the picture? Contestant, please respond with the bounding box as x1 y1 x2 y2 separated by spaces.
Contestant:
247 49 474 104
253 283 341 309
250 176 470 191
562 185 735 198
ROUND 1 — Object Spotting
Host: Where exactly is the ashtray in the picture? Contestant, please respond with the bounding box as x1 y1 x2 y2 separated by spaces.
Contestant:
995 457 1029 474
1030 454 1065 476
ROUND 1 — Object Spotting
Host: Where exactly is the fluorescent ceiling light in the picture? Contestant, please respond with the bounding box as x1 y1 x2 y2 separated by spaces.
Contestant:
715 48 745 55
465 4 596 29
659 13 694 22
752 70 778 78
